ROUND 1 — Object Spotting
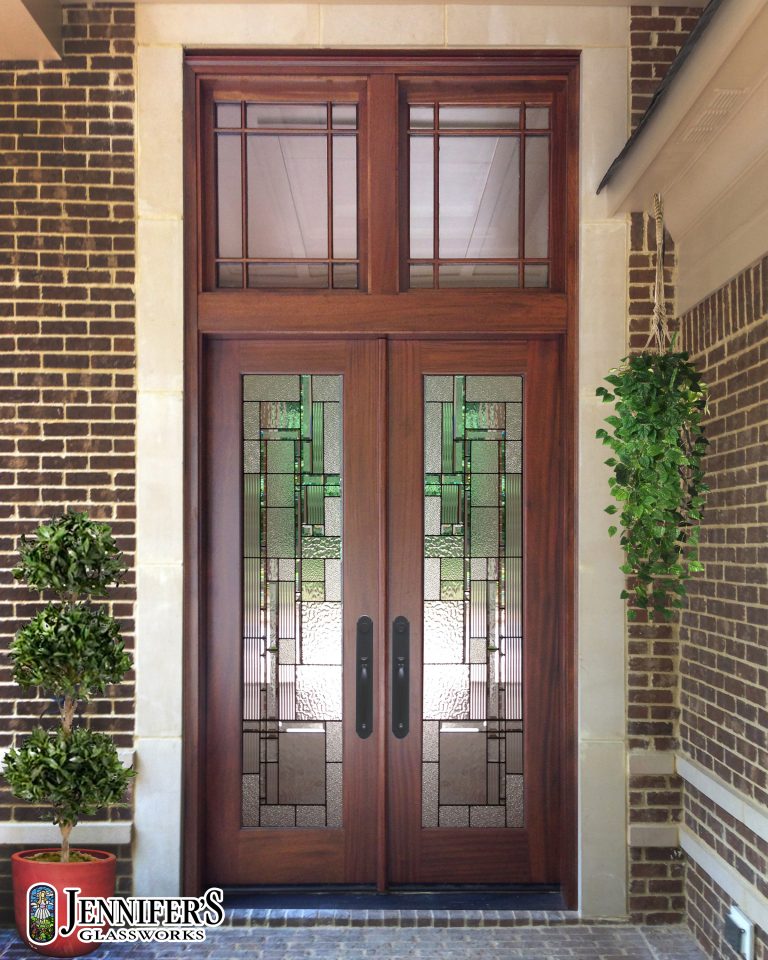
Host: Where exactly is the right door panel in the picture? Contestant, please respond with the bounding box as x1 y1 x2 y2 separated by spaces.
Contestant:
387 339 565 884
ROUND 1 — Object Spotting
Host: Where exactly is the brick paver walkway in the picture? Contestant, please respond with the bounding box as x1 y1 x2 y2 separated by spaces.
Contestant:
0 924 707 959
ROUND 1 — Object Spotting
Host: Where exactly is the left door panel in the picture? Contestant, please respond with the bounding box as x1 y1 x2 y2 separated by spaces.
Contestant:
203 339 384 885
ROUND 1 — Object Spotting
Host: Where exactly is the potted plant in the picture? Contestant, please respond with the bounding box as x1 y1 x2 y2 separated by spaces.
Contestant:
2 512 135 957
596 195 708 621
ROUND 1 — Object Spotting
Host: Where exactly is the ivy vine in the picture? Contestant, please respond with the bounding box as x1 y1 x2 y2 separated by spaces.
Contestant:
596 350 708 620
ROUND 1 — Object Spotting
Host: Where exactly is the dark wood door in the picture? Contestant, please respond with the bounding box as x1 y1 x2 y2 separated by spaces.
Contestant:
202 335 564 887
387 339 563 883
203 338 386 885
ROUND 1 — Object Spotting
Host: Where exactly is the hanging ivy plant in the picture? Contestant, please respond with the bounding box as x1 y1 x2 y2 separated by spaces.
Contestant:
596 349 708 620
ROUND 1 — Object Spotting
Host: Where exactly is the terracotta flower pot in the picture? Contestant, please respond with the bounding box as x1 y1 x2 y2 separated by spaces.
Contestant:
12 848 117 958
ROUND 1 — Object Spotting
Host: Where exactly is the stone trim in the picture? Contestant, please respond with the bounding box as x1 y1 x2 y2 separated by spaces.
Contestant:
678 753 768 848
680 825 768 934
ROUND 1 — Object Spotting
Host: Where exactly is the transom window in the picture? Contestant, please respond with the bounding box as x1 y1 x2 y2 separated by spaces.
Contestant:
200 71 566 294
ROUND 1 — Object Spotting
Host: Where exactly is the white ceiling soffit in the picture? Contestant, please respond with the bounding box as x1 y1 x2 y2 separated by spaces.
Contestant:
2 0 62 60
602 0 768 311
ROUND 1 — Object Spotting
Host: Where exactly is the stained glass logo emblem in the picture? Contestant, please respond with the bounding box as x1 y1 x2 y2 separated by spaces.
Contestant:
27 883 56 946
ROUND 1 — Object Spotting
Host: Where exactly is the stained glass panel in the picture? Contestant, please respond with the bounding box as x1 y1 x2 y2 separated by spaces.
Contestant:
422 375 524 829
242 374 343 828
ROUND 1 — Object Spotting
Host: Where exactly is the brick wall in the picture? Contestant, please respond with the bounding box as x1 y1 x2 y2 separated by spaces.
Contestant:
624 5 703 923
630 5 702 132
679 256 768 958
0 0 136 920
625 210 686 924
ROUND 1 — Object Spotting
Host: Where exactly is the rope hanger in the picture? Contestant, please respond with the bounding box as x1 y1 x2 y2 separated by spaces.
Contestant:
646 192 671 353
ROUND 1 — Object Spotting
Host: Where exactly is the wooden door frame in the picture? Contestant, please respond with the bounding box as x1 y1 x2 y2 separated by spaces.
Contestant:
182 50 579 905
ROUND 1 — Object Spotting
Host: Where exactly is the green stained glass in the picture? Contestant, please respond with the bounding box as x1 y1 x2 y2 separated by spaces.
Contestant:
423 374 525 831
267 473 294 507
267 440 295 474
302 559 324 582
425 535 463 558
241 373 343 829
302 536 341 559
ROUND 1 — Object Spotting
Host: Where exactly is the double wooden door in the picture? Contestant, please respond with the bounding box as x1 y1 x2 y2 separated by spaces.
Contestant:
203 335 565 888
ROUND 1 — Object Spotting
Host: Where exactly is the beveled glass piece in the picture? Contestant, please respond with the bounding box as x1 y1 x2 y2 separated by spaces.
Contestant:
422 375 525 828
439 105 520 129
247 135 328 259
216 102 241 128
247 263 328 289
332 135 357 259
438 137 520 259
331 103 357 129
241 374 343 828
524 136 549 259
246 102 327 129
216 134 242 260
409 136 434 259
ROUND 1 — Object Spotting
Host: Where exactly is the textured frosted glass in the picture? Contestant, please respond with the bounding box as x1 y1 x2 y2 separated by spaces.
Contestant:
426 376 453 401
423 665 469 719
302 536 341 559
296 666 342 720
423 764 439 828
244 375 301 401
506 775 524 828
266 508 294 559
466 376 521 402
424 601 464 663
439 806 469 827
301 603 342 664
425 535 463 558
423 375 525 829
241 374 343 828
327 763 343 827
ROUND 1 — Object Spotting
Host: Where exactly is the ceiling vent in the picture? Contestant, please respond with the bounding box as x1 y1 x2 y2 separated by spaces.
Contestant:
681 88 746 143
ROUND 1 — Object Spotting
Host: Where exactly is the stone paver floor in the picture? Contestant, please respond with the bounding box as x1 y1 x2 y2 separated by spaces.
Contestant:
0 925 707 959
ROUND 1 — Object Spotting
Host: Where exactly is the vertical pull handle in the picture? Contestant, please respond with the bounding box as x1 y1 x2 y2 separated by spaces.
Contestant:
392 616 410 739
356 616 374 739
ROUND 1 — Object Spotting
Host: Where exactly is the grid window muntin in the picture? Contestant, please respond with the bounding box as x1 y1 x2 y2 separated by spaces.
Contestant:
213 99 361 291
407 100 553 290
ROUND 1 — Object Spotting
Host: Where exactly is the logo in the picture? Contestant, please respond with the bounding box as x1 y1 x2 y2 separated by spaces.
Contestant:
26 886 225 946
27 883 57 946
61 888 225 944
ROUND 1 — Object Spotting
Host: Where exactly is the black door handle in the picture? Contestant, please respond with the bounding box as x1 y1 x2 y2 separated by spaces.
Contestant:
392 616 409 738
356 616 373 739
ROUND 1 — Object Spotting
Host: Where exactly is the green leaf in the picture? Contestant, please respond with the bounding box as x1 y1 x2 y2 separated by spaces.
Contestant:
594 350 708 620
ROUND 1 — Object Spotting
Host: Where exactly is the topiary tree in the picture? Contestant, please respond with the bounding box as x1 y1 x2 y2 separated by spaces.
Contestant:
2 512 135 863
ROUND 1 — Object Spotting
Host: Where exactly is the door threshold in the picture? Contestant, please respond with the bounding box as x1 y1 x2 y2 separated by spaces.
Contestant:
222 887 582 927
